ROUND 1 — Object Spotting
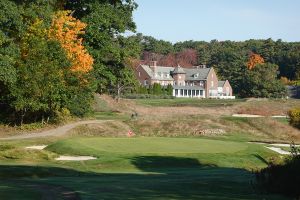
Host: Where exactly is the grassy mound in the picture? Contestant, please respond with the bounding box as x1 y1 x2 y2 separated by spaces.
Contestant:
46 137 248 155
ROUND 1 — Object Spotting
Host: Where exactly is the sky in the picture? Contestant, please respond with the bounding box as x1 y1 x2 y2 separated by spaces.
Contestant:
133 0 300 43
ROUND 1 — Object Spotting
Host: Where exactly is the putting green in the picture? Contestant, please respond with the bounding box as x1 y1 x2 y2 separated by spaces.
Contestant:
47 137 248 155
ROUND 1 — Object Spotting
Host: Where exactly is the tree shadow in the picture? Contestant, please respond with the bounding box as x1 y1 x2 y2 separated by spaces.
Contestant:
0 159 291 200
252 154 269 165
130 155 216 172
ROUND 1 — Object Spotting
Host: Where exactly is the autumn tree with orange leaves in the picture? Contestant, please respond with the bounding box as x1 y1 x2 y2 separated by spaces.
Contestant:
247 52 264 70
49 11 93 73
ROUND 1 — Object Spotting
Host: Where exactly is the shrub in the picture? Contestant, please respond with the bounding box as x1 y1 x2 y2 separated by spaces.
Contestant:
288 108 300 129
122 94 174 99
256 155 300 199
54 108 71 123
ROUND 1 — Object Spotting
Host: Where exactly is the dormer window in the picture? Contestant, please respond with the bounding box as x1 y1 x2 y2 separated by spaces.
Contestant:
194 73 199 78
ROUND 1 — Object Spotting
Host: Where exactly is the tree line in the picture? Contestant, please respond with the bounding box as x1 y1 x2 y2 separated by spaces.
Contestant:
0 0 139 125
131 34 300 97
1 0 299 125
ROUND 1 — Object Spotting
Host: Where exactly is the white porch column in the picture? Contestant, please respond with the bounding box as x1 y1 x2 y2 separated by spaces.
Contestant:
173 89 175 97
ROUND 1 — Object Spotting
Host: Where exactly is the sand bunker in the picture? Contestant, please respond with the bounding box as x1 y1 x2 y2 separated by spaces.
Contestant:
265 146 291 155
25 145 48 150
232 114 287 118
55 156 97 161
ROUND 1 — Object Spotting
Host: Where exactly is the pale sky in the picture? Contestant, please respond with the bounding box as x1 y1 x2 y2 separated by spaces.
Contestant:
133 0 300 43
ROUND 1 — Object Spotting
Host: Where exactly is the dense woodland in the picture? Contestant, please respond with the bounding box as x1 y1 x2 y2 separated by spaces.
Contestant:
0 0 299 125
0 0 139 124
132 34 300 97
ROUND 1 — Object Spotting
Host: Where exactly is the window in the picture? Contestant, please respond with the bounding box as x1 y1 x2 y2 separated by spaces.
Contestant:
144 80 148 86
211 81 214 87
199 81 204 87
196 90 199 96
179 75 181 79
175 89 178 96
200 90 203 96
226 87 230 96
138 71 141 77
180 89 183 96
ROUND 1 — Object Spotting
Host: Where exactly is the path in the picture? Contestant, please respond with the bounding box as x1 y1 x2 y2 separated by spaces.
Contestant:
0 120 112 140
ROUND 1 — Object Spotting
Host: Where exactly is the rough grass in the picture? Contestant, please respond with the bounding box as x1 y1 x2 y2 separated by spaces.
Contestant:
236 99 300 116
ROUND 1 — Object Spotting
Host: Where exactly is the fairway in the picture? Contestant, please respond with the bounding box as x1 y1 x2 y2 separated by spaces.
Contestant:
47 137 248 155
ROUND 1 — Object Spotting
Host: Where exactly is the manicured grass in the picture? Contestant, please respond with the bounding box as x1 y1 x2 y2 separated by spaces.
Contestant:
0 137 289 199
135 98 245 107
47 137 248 154
0 184 41 200
94 111 130 120
45 137 277 170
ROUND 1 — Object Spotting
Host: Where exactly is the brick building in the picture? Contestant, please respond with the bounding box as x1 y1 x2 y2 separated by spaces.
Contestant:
135 61 235 99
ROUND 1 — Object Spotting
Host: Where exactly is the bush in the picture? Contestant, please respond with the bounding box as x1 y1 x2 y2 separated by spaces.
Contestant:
53 108 71 123
256 154 300 199
288 108 300 129
122 94 174 99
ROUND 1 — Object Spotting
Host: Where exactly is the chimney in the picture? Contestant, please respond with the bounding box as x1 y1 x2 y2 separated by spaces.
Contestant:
149 61 157 72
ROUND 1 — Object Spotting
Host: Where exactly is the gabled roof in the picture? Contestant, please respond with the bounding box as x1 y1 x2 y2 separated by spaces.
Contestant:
184 68 211 81
172 66 186 74
218 81 226 87
140 65 174 80
139 64 212 81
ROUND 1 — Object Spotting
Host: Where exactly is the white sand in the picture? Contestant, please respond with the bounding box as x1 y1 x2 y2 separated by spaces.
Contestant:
271 115 288 118
25 145 48 150
270 143 300 147
233 114 288 118
232 114 263 118
55 156 97 161
265 147 291 155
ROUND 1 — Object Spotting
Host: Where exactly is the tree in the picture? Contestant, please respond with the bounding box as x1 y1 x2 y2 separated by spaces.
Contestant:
11 23 71 124
166 84 173 96
241 63 286 98
247 52 265 70
48 10 93 73
63 0 139 93
152 83 162 95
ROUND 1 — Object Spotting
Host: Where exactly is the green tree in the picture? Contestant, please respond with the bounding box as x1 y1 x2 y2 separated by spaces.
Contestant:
166 84 173 96
64 0 139 93
241 63 286 98
152 83 162 95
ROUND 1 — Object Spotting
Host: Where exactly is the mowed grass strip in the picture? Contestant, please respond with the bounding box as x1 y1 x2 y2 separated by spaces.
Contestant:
135 98 245 107
46 137 248 155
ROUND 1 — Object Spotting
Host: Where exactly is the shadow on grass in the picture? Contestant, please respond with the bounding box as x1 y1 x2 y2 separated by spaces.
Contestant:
130 155 216 172
0 156 290 200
